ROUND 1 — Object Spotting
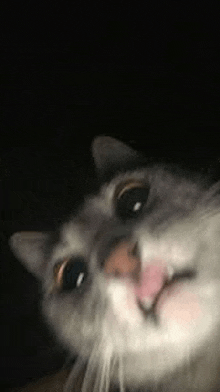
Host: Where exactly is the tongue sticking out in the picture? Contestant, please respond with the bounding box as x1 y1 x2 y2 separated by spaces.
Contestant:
104 242 202 325
134 262 168 302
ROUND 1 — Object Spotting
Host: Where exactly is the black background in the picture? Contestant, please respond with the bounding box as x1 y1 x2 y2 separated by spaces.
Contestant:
1 1 220 389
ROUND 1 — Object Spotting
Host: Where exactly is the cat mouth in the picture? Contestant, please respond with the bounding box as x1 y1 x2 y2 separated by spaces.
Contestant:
137 269 196 322
103 237 196 323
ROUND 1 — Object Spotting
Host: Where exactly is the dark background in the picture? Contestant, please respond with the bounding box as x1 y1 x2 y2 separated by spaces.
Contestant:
1 1 220 390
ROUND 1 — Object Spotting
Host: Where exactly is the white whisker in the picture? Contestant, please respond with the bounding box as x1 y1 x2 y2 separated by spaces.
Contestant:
92 353 104 392
90 338 114 392
64 357 86 392
104 361 111 392
92 363 102 392
81 343 99 392
103 351 111 392
98 361 107 392
95 365 105 392
118 353 125 392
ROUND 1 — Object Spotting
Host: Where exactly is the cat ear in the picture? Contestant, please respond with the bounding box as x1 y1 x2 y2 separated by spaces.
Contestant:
9 231 50 279
92 136 144 178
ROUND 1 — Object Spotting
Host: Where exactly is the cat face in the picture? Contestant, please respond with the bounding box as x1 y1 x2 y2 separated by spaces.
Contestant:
10 137 220 390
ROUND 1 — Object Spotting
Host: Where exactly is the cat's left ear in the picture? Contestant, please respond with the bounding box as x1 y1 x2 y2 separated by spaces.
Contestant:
92 136 144 179
9 231 50 279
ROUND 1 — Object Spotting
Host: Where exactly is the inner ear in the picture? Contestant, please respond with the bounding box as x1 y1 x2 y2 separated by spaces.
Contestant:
9 231 50 279
92 136 143 179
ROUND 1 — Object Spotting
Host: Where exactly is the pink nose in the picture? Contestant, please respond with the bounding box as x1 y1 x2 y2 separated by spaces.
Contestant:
104 241 140 278
104 241 168 301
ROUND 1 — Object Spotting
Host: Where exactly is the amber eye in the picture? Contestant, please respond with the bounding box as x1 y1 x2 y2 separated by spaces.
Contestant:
115 181 149 221
54 257 88 292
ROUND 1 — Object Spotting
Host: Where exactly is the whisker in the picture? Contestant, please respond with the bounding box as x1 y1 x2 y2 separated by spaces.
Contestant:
92 365 101 392
64 356 86 392
92 353 104 392
97 342 112 392
118 353 125 392
98 361 107 392
103 351 111 392
95 366 105 392
91 338 114 392
81 342 100 392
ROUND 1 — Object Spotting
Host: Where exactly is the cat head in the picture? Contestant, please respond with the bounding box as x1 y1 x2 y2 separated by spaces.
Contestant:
10 137 220 389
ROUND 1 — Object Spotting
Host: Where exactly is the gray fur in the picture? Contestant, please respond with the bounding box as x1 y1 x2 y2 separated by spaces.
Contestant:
10 137 220 391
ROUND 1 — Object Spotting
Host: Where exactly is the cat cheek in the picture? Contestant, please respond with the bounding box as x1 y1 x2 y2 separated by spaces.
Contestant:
157 286 202 327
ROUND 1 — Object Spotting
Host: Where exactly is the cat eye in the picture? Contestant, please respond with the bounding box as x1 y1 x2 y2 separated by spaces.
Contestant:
54 257 88 292
115 180 149 221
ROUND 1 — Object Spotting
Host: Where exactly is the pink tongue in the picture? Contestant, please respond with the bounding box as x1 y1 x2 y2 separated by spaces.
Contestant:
134 262 167 301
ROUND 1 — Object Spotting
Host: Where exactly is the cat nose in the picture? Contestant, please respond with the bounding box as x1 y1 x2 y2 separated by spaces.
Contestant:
104 241 141 279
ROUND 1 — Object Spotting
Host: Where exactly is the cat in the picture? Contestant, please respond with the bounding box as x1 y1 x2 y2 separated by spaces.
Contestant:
9 136 220 392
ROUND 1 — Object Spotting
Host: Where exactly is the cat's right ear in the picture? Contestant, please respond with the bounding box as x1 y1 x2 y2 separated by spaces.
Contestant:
9 231 50 279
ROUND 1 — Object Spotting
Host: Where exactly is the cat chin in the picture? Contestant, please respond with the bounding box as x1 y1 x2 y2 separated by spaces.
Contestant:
44 276 220 385
100 338 199 386
88 276 220 388
105 330 220 391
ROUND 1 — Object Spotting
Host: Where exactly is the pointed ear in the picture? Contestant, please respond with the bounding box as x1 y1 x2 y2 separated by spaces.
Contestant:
92 136 144 179
9 231 50 279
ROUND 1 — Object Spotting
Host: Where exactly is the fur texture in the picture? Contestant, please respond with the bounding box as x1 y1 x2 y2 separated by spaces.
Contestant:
10 137 220 391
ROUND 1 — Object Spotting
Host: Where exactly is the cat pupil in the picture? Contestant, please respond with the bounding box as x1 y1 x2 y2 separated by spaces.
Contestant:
116 187 149 221
62 258 87 291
